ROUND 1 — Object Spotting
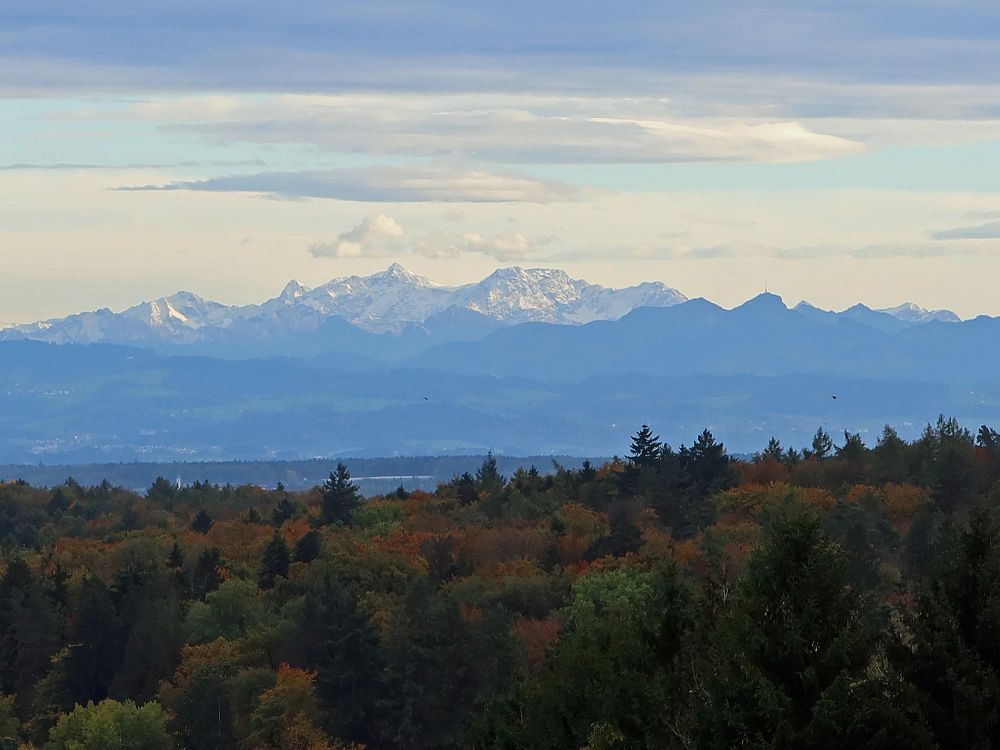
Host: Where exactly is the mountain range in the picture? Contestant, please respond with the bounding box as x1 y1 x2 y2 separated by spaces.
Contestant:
0 264 961 358
1 265 995 465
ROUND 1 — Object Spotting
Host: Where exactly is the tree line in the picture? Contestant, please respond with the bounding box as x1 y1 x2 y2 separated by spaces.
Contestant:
0 416 998 748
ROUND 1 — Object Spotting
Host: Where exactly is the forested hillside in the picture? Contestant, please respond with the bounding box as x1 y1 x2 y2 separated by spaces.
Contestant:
1 418 1000 748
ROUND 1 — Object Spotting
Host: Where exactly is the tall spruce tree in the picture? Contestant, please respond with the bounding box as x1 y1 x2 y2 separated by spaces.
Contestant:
320 463 360 526
629 424 662 467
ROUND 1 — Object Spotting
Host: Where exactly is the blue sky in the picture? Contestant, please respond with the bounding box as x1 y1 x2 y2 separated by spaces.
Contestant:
2 1 1000 321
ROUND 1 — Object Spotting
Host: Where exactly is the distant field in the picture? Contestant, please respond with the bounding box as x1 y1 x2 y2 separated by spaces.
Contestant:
0 454 608 494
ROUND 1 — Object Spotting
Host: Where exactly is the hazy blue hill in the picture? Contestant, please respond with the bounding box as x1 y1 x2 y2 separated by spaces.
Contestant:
413 294 901 380
838 303 910 334
411 294 1000 384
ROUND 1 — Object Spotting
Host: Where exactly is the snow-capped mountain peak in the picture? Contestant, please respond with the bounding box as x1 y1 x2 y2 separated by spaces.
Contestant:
374 262 436 286
879 302 961 324
279 280 307 302
122 291 227 331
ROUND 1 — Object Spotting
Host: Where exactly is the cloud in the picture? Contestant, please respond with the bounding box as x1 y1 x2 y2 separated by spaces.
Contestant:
929 220 1000 240
117 165 582 203
410 231 549 261
309 215 554 261
141 94 863 165
308 214 405 258
640 239 1000 261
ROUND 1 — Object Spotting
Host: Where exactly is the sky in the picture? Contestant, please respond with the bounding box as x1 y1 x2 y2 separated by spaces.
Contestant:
3 1 1000 323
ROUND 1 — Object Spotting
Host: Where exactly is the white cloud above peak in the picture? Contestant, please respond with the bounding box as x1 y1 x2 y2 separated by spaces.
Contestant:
309 214 404 259
308 215 554 263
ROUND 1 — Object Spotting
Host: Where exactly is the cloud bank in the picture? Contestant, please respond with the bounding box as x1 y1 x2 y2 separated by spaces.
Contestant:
138 94 864 165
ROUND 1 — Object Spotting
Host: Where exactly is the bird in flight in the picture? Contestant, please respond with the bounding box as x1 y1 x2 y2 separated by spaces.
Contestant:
831 395 838 400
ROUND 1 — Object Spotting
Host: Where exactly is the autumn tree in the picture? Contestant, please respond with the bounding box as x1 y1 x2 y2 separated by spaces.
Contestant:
46 699 173 749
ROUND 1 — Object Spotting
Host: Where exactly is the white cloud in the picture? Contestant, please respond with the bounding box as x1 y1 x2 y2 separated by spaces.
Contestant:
309 215 552 262
308 214 404 258
458 232 537 261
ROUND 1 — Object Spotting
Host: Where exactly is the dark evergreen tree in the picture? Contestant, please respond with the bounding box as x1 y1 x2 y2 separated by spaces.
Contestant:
293 530 322 564
872 425 909 483
191 548 224 601
320 463 361 526
301 579 384 745
146 477 176 507
698 504 933 749
60 576 123 706
629 424 663 467
811 426 834 459
166 542 184 570
678 429 736 522
378 578 500 750
190 510 214 535
46 488 71 516
0 559 59 715
271 496 296 526
584 505 643 560
759 436 783 463
258 532 290 590
110 587 184 703
46 562 69 610
476 453 505 494
896 506 1000 748
454 472 480 506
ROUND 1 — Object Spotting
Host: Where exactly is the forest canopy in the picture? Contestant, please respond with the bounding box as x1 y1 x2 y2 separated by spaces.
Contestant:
0 417 999 748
